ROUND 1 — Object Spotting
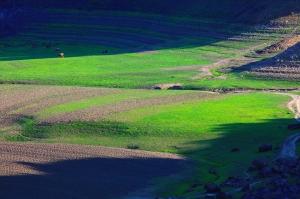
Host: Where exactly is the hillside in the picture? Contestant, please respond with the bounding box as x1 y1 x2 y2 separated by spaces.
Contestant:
2 0 300 23
1 1 300 199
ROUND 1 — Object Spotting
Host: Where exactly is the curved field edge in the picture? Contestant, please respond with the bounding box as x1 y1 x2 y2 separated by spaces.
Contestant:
37 89 193 119
1 10 299 90
3 91 295 196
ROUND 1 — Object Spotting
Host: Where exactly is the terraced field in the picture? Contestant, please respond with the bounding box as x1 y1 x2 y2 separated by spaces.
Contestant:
0 84 296 197
1 7 300 199
1 10 299 89
0 142 186 199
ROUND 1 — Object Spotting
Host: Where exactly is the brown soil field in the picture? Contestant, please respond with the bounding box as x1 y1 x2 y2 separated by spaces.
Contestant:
0 142 186 199
0 84 216 131
0 85 120 130
43 92 216 123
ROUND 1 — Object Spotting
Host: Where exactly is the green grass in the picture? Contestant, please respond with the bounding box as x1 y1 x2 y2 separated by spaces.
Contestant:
0 43 209 87
8 92 294 195
187 73 300 90
1 38 297 89
38 89 190 118
1 10 297 90
1 9 300 197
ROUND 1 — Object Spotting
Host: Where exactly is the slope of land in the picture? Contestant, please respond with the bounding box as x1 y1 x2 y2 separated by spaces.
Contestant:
0 142 185 199
0 84 295 197
1 9 299 90
240 40 300 80
5 0 300 24
1 1 300 198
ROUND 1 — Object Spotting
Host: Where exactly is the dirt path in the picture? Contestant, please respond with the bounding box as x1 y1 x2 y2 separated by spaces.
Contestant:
277 93 300 159
165 40 270 80
192 30 300 80
0 142 186 199
192 57 254 79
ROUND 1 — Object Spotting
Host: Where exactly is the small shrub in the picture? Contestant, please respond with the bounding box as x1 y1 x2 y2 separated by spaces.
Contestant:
127 144 140 150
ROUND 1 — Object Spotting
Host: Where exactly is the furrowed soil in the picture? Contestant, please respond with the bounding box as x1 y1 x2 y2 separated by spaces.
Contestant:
0 142 186 199
0 85 120 130
0 84 216 131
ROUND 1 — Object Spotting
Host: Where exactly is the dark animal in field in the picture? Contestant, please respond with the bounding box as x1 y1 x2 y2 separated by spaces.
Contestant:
102 50 108 54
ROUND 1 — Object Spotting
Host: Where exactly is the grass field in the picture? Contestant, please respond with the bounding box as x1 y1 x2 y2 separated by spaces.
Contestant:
1 8 300 198
1 84 294 196
1 10 299 90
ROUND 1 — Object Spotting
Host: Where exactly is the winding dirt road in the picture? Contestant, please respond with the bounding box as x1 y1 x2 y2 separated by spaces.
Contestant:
0 142 186 199
278 93 300 159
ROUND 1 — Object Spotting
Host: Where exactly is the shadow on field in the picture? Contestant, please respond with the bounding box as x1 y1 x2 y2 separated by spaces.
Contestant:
0 157 185 199
179 118 296 182
1 1 300 61
0 8 250 61
234 42 300 76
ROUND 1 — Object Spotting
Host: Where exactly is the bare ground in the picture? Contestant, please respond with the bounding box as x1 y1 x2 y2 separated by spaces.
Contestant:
277 93 300 159
42 92 216 123
0 85 120 130
164 39 271 80
0 85 194 199
256 35 300 55
192 57 256 79
0 84 216 125
0 142 186 199
245 42 300 79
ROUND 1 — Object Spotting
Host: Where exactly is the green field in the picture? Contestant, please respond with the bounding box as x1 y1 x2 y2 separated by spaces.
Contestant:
1 10 299 89
1 8 300 198
3 90 293 195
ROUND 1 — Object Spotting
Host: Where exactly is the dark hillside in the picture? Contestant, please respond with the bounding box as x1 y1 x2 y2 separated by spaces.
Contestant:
1 0 300 23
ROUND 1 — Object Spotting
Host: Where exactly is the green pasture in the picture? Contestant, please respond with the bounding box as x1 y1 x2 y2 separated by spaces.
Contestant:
6 92 294 195
1 11 298 89
1 9 299 197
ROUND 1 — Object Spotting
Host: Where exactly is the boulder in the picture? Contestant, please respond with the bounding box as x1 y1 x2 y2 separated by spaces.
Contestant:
288 123 300 130
252 159 268 170
258 144 273 153
204 183 221 193
152 83 183 90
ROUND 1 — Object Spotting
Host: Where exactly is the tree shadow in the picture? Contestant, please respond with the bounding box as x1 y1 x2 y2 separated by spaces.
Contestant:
0 2 299 62
1 117 298 197
179 118 297 184
0 7 253 61
0 156 186 199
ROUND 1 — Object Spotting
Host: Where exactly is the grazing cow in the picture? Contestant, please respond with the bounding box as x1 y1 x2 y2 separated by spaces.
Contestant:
59 52 64 58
